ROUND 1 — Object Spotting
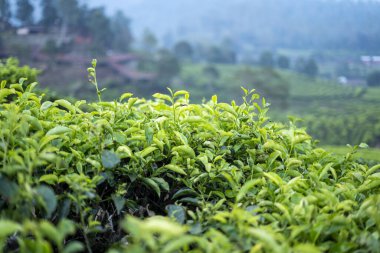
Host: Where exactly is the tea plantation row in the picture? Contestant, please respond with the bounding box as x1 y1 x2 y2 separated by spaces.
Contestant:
0 62 380 252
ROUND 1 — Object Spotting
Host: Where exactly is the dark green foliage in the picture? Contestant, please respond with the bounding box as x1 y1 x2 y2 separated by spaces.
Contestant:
303 59 319 78
85 7 113 54
206 46 236 64
16 0 34 26
203 65 220 80
0 0 11 25
259 51 275 68
0 62 379 252
173 41 193 60
295 58 319 78
367 71 380 87
234 67 289 108
111 11 133 53
57 0 81 30
284 77 380 146
142 29 158 53
39 0 59 29
277 55 290 69
156 49 181 84
43 39 60 57
300 105 380 147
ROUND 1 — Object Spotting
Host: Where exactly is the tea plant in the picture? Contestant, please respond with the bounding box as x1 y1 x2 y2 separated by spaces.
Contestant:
0 61 379 253
0 58 39 88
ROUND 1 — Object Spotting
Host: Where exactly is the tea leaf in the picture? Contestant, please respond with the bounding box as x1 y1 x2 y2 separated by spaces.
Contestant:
166 204 186 224
145 126 154 145
0 220 21 238
112 195 126 215
0 177 19 199
46 126 71 136
163 164 187 175
39 174 58 185
172 145 195 158
142 178 161 197
153 93 173 103
101 150 121 169
55 99 76 113
173 90 189 97
236 179 262 202
152 177 170 191
62 242 84 253
137 146 158 158
36 185 57 218
120 92 134 102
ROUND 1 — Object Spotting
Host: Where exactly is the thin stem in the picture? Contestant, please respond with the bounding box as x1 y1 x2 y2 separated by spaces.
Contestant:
92 68 101 103
79 200 93 253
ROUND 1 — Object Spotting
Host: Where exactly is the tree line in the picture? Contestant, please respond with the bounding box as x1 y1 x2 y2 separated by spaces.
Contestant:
0 0 133 54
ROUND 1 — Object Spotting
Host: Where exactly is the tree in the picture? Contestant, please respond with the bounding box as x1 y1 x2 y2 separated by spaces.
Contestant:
294 57 305 72
156 49 180 84
206 46 223 63
234 67 289 108
111 11 133 53
57 0 81 31
222 49 236 64
206 46 236 64
40 0 59 29
259 51 274 68
16 0 34 26
0 0 11 29
303 58 319 78
367 71 380 87
0 35 3 51
294 57 319 78
43 39 59 59
86 7 113 53
203 65 220 80
142 29 157 53
277 55 290 69
173 41 193 60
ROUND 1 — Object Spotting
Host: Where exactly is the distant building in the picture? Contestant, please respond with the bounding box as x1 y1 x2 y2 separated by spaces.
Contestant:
360 55 380 66
361 55 371 65
373 56 380 64
107 53 155 83
74 36 92 45
17 26 45 36
338 76 348 85
36 52 155 83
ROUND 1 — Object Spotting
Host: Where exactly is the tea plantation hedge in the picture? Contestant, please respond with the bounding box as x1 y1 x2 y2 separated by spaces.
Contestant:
0 64 380 253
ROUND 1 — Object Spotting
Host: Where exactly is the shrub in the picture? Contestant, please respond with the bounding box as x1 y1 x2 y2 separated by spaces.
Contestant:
0 58 39 88
367 71 380 87
0 62 379 253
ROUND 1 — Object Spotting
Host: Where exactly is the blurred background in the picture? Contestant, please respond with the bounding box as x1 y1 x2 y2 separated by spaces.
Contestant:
1 0 380 155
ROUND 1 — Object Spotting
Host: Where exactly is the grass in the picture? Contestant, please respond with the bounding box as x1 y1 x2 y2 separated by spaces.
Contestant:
363 87 380 101
323 145 380 162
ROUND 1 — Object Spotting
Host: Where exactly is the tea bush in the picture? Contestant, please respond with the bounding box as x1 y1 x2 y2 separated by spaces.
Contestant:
302 112 380 147
0 61 379 253
0 58 39 88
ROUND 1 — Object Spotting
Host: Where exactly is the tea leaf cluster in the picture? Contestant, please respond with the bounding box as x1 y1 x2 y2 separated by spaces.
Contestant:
0 67 379 253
